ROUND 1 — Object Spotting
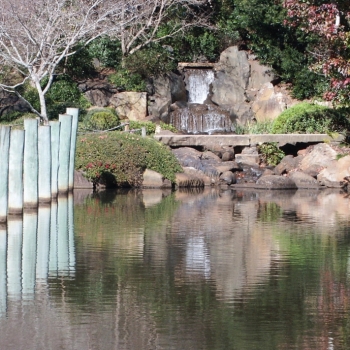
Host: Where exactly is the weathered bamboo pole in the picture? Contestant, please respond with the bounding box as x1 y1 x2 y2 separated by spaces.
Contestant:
66 108 79 191
58 114 72 194
8 129 25 215
38 125 52 203
49 121 61 198
0 126 11 222
23 119 39 208
22 212 38 299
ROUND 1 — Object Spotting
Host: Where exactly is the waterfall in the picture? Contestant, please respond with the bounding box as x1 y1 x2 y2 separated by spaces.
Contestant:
186 69 214 104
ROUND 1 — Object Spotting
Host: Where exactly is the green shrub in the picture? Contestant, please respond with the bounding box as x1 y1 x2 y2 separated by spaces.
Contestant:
128 121 178 135
75 131 182 187
108 68 146 92
234 120 274 134
84 110 119 130
271 103 350 134
258 142 285 166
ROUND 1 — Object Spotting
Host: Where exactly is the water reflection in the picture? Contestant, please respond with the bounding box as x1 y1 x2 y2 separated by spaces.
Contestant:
1 195 75 311
1 188 350 349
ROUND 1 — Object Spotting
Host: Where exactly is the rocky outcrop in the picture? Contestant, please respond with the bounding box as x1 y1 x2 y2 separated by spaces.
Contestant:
110 92 147 121
317 155 350 188
142 169 172 188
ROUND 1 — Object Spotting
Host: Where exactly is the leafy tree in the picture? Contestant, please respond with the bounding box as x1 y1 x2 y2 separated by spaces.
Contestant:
283 0 350 105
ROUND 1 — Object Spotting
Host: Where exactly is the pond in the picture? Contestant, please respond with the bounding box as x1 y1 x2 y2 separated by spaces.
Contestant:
0 188 350 350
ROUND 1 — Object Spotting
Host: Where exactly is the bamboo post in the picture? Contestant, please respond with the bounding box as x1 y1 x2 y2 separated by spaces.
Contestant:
8 129 25 215
49 121 61 198
0 224 7 316
38 125 52 203
23 119 39 208
0 126 11 222
58 114 72 194
7 218 23 299
22 212 38 299
66 108 79 191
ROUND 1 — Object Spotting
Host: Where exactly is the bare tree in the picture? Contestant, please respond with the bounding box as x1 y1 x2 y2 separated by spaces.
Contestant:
0 0 211 122
118 0 211 57
0 0 144 123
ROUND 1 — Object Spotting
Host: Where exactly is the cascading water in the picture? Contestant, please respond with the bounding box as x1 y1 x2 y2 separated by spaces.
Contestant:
186 69 214 104
169 68 234 134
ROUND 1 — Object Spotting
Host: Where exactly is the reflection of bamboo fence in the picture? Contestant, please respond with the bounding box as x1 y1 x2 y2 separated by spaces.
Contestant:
0 108 79 223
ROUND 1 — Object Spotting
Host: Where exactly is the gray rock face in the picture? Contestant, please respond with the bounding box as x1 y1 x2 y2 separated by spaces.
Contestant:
0 90 29 117
289 171 320 189
274 155 301 175
172 147 203 169
142 169 171 188
220 171 237 185
255 175 297 189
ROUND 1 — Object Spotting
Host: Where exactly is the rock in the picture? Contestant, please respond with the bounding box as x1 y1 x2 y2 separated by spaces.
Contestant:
0 90 29 117
262 168 275 176
148 96 171 120
172 147 203 169
235 154 260 166
74 170 93 189
289 171 320 189
142 169 170 188
215 161 241 174
252 83 287 121
110 92 147 121
175 173 205 187
255 175 297 189
317 155 350 188
183 167 213 186
248 60 277 90
299 143 337 172
274 155 301 175
220 171 237 185
201 150 221 161
222 150 235 161
78 79 117 107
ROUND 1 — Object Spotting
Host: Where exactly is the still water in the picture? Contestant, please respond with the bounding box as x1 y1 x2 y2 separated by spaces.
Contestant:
1 188 350 350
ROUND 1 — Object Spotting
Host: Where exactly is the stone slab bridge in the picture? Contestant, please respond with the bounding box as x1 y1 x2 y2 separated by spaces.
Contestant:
154 133 344 149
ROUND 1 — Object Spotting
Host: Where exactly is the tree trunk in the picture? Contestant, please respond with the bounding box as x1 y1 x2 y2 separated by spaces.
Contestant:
34 81 49 124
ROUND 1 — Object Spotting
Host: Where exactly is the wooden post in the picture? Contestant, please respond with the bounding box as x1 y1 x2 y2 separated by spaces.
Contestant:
141 126 146 138
66 108 79 191
58 114 72 194
23 119 39 208
8 129 25 215
38 125 52 203
7 218 23 299
0 224 7 316
49 121 61 198
0 126 11 222
22 212 38 298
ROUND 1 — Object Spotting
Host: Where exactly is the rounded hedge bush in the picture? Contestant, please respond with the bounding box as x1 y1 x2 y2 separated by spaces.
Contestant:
271 102 350 134
83 108 120 130
75 131 183 188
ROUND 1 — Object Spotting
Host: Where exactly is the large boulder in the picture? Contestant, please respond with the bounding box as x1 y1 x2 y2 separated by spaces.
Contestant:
255 175 297 189
289 171 320 189
0 90 29 117
317 155 350 188
251 83 287 122
142 169 172 188
79 79 117 107
299 143 337 172
248 59 277 90
110 92 147 121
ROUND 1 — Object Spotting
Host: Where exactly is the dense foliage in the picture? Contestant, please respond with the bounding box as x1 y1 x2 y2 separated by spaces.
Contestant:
75 131 183 187
271 102 350 134
258 142 285 166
